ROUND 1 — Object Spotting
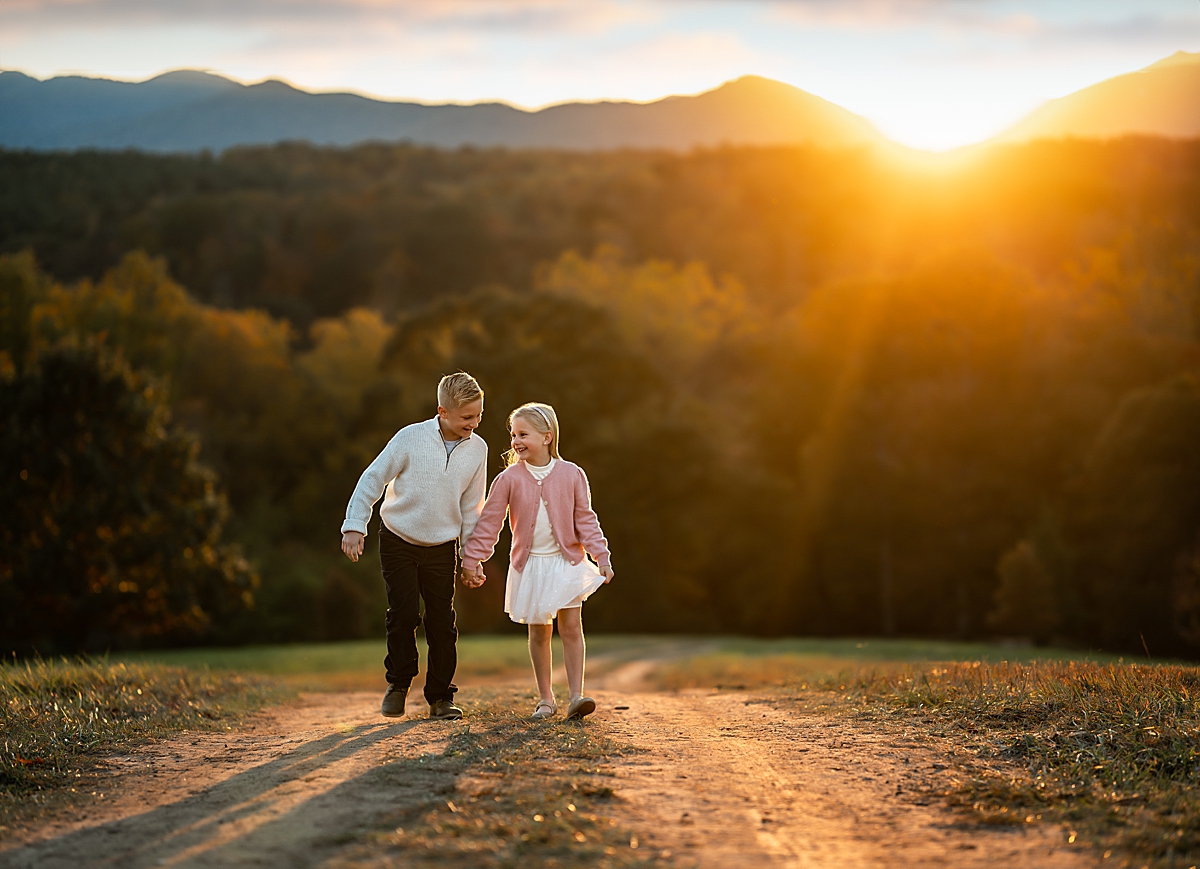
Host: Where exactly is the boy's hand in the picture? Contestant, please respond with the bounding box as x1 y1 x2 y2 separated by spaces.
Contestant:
601 564 615 584
341 531 365 562
460 565 485 588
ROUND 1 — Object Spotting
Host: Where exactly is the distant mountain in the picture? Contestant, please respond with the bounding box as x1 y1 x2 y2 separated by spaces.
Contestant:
997 51 1200 143
0 70 884 153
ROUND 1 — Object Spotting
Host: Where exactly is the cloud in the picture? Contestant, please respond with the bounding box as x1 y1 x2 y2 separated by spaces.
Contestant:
1 0 646 32
1037 13 1200 47
765 0 1200 46
763 0 1030 31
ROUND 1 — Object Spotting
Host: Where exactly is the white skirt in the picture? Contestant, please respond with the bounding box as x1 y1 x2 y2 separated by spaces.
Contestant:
505 551 606 625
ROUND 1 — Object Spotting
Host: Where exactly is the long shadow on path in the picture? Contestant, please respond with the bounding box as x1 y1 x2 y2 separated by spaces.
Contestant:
0 717 450 869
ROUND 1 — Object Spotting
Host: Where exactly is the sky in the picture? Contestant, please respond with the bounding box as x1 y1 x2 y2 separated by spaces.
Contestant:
3 0 1199 150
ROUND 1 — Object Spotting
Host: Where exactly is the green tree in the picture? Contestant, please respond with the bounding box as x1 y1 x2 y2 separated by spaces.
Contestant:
1067 375 1200 655
986 541 1061 644
1173 535 1200 647
0 342 255 653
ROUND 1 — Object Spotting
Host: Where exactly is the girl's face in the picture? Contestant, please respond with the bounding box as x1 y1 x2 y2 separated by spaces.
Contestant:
510 416 552 466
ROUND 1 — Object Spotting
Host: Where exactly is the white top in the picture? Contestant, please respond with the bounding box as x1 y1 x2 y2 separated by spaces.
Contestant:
524 458 561 557
342 417 488 552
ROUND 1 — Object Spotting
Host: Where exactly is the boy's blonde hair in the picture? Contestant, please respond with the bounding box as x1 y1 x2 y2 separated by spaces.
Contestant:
437 372 483 410
503 402 561 467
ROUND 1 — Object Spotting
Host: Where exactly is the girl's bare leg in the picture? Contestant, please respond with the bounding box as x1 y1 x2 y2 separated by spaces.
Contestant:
528 623 555 704
557 607 585 700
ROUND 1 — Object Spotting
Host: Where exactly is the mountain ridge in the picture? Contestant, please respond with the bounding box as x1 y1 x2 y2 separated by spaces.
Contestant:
5 52 1200 154
997 51 1200 143
0 70 884 153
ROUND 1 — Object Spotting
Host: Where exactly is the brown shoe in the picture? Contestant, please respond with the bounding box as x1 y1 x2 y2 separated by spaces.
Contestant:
566 696 595 720
381 685 408 718
429 699 463 720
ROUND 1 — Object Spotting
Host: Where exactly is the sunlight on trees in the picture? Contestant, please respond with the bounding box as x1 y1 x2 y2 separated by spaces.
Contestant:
2 139 1199 654
537 245 751 369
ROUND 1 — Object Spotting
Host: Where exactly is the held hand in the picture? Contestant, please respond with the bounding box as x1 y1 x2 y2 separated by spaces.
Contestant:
601 564 615 584
474 563 486 587
341 531 365 563
460 565 485 588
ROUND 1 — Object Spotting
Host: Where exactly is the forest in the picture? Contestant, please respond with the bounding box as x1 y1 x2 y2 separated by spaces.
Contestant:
2 138 1199 656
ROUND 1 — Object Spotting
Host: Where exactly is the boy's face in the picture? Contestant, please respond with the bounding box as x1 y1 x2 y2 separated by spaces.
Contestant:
438 398 484 441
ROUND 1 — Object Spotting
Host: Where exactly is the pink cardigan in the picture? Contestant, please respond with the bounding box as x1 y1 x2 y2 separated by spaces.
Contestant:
461 459 611 573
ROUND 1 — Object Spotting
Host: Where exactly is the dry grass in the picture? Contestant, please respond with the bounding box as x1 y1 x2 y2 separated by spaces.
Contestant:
847 661 1200 867
115 636 541 692
652 653 854 693
115 635 661 692
0 657 280 828
334 686 663 869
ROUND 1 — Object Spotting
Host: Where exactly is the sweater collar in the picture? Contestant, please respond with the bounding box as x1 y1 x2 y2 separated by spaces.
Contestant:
509 457 562 482
426 416 476 445
522 457 558 480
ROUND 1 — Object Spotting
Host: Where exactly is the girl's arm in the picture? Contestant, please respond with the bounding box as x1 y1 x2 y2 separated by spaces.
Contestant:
461 473 511 572
457 444 489 554
572 468 611 569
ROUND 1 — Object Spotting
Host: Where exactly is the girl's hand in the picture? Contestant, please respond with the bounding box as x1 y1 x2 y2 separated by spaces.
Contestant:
601 565 615 584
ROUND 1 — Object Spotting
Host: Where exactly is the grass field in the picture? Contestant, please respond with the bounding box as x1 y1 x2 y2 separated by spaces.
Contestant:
841 661 1200 868
116 636 537 690
0 658 279 829
114 634 1133 692
113 634 674 691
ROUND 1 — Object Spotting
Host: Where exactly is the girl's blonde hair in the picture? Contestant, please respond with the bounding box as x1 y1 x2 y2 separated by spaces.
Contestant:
503 402 561 468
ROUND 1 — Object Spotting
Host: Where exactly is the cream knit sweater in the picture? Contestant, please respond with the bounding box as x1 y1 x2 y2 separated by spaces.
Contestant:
341 417 488 551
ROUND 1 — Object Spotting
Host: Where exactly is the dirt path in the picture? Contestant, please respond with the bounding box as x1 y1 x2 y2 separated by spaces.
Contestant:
593 671 1094 867
1 671 1099 868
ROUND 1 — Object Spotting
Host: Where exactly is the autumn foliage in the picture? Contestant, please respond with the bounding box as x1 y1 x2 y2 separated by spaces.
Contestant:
1 138 1198 655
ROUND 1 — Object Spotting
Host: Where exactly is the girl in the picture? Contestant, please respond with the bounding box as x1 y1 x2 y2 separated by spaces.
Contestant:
462 402 614 720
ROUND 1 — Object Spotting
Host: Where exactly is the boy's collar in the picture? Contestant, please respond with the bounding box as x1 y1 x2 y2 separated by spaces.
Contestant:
430 416 472 442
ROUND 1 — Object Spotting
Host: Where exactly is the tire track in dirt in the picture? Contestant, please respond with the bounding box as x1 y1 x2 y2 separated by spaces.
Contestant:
590 678 1099 868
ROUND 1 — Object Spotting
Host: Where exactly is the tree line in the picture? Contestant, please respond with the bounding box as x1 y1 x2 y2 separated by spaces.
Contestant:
1 138 1198 656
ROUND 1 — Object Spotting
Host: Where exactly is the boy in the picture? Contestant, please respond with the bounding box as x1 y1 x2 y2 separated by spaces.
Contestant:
340 372 487 719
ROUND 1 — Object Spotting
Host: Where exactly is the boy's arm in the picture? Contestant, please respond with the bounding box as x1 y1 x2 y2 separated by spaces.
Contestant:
341 431 411 537
461 474 510 573
572 468 611 569
458 444 488 553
